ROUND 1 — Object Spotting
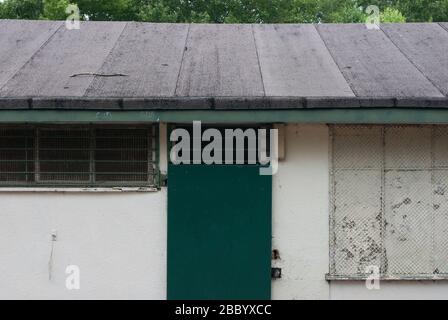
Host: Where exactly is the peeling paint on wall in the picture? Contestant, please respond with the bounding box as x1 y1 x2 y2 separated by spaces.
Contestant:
331 125 448 279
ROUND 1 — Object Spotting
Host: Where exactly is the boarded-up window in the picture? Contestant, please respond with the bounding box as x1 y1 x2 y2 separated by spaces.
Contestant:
330 125 448 279
0 125 157 187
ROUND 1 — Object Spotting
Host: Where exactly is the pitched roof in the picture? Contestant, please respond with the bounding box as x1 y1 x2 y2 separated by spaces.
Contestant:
0 19 448 110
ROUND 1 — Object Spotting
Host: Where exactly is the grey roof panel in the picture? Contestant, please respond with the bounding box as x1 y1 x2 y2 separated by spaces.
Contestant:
440 23 448 32
175 24 265 97
86 22 189 97
253 24 354 97
0 21 126 97
381 23 448 96
0 20 62 88
0 21 447 110
316 24 444 97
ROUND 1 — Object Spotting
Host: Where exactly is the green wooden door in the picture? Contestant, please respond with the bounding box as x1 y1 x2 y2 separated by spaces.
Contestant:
167 164 272 300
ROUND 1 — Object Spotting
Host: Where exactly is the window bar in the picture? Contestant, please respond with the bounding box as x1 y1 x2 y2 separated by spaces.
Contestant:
35 127 40 183
25 131 28 183
148 127 153 185
380 126 386 276
430 125 436 274
90 127 95 185
328 125 336 275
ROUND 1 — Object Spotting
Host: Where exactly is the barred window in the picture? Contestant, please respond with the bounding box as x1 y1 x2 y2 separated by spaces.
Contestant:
0 125 157 187
330 125 448 280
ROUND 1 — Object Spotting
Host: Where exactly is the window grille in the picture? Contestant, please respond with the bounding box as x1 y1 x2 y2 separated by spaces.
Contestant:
0 125 157 187
0 128 35 183
329 125 448 280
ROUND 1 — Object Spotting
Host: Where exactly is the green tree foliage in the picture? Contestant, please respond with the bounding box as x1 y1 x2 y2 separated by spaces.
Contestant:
73 0 137 20
316 0 366 23
41 0 70 20
381 7 406 22
0 0 43 19
137 0 299 23
137 2 178 23
0 0 446 22
396 0 448 22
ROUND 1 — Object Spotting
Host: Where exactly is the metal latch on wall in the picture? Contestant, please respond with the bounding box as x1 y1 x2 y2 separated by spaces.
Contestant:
159 173 168 187
271 249 281 279
271 268 282 279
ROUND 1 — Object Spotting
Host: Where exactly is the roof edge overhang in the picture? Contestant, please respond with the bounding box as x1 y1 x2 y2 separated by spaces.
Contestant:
1 108 448 124
1 96 448 110
1 97 448 124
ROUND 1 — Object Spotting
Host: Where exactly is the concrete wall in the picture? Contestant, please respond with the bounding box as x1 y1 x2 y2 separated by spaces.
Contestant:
0 191 166 299
271 124 330 299
1 123 448 299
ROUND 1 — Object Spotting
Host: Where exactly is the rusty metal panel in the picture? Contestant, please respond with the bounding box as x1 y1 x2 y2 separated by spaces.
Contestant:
434 127 448 167
333 126 382 169
330 125 448 279
384 170 433 274
433 170 448 273
384 126 433 274
385 126 431 169
333 170 382 275
433 127 448 274
331 126 383 276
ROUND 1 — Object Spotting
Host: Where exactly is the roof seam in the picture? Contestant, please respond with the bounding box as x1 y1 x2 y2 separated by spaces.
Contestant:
82 22 129 97
174 24 191 97
251 25 266 97
0 21 64 92
313 24 357 97
439 23 448 33
380 25 446 97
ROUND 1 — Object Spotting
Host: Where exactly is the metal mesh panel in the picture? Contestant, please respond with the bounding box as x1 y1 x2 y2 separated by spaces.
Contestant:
433 127 448 274
331 126 384 277
95 128 153 183
39 128 90 182
330 125 448 279
0 128 35 184
0 125 157 187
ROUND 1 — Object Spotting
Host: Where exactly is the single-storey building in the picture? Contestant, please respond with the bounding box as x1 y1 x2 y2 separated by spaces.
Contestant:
1 19 448 299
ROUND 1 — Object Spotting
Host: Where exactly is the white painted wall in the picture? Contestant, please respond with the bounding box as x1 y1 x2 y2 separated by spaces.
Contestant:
0 191 166 300
271 124 330 300
2 123 448 299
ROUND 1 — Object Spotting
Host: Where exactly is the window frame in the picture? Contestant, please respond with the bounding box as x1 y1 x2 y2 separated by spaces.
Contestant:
0 124 159 189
